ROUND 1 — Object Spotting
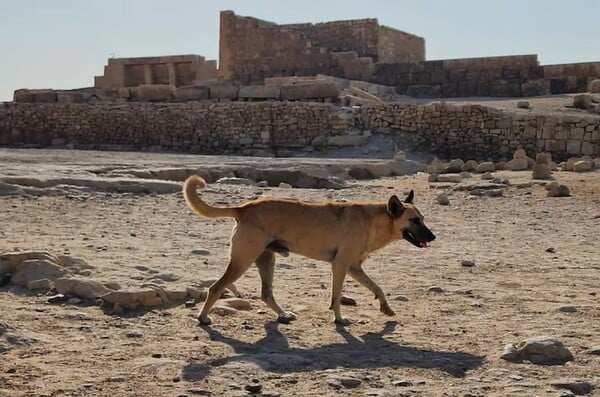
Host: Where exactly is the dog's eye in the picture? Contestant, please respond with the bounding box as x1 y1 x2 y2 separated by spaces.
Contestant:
410 218 421 224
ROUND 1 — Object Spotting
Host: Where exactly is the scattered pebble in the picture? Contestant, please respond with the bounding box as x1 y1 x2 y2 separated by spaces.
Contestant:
556 305 578 313
245 379 262 393
67 297 82 305
394 295 410 301
392 379 413 387
125 331 143 338
436 193 450 205
545 247 556 253
188 388 212 395
185 300 196 308
427 286 444 293
47 294 67 304
191 249 210 256
461 260 475 267
551 379 594 395
340 296 357 306
151 353 162 358
108 376 127 382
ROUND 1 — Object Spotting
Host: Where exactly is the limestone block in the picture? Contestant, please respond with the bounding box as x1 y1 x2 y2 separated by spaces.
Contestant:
129 84 175 102
280 83 339 100
174 85 210 101
238 85 281 100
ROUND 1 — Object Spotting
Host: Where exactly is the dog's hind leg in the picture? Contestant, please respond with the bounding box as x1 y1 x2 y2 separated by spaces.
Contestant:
348 264 395 317
255 250 297 323
198 226 266 325
329 261 351 325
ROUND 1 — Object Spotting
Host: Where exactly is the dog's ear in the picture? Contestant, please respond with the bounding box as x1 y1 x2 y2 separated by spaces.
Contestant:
404 189 414 204
387 195 405 217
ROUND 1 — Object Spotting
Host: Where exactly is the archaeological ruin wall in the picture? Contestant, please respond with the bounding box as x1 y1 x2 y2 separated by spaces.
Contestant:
218 11 424 85
94 55 217 90
1 102 598 160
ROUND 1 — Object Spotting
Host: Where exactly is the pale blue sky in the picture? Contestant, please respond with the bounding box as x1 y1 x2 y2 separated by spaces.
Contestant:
1 0 598 101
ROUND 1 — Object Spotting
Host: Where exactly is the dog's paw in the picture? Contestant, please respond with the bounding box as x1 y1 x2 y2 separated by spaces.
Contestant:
277 311 298 324
334 317 352 326
380 303 396 317
198 314 213 325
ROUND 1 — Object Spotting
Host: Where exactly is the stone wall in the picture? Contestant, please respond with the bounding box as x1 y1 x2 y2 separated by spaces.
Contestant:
372 55 546 98
1 102 598 160
543 62 600 94
359 103 600 160
0 102 346 156
95 55 217 90
218 11 424 84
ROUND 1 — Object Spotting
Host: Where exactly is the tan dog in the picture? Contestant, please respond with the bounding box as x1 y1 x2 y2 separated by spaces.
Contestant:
183 175 436 325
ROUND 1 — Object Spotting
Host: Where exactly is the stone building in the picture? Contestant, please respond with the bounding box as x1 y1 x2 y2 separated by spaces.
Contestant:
94 54 217 90
218 10 425 84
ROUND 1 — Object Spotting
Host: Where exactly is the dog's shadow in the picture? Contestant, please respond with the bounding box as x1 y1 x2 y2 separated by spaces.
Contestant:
182 321 485 381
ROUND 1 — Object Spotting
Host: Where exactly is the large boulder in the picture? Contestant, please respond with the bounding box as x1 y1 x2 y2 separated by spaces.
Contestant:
475 162 495 173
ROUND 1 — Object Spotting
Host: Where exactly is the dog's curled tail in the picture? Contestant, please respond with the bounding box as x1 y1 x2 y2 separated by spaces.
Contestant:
183 175 239 219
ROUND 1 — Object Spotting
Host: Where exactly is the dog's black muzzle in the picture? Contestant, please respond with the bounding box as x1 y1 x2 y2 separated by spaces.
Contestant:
403 225 436 248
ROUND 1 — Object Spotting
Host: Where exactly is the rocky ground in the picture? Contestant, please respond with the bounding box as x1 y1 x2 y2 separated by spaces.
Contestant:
1 148 600 397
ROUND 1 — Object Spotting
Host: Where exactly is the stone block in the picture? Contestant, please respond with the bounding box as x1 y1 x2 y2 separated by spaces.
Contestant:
567 140 581 155
280 83 339 100
174 85 210 101
209 84 239 100
129 84 175 102
238 85 281 100
406 85 441 98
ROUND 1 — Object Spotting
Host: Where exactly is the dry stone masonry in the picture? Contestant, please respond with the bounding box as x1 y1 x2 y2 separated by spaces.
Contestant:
1 101 598 160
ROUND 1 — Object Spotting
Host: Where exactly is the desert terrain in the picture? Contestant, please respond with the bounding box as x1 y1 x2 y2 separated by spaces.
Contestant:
1 146 600 397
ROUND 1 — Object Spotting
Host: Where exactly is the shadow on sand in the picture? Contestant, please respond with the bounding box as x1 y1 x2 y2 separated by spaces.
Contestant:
182 321 485 381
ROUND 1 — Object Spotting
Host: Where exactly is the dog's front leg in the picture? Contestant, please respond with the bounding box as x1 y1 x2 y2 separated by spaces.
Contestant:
329 262 351 324
348 264 395 317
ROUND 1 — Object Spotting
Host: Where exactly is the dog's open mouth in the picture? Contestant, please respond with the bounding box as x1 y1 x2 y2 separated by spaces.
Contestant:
403 230 429 248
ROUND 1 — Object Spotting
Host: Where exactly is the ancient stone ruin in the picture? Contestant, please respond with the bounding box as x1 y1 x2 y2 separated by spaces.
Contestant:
2 10 600 160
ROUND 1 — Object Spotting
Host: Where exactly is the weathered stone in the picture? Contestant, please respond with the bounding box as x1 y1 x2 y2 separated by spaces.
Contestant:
517 101 530 109
547 183 570 197
513 148 527 159
436 174 462 183
573 94 592 109
507 157 529 171
551 380 594 395
532 164 552 179
26 278 54 291
215 177 255 186
462 160 478 172
280 83 339 100
501 336 574 365
475 162 495 173
436 193 450 205
590 79 600 93
174 86 210 101
573 160 592 172
129 85 175 102
10 259 69 286
55 278 112 299
445 159 465 173
238 85 281 100
428 157 446 174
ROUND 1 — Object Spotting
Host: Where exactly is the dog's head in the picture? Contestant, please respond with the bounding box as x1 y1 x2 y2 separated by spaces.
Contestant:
387 190 436 248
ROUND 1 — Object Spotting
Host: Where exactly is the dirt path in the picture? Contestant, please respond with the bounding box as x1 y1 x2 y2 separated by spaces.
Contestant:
1 150 600 396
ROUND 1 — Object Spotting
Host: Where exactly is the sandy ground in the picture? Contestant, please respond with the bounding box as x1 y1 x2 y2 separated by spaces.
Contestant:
1 148 600 397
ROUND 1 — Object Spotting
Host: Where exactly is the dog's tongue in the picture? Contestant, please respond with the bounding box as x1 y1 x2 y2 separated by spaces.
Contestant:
420 241 429 248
